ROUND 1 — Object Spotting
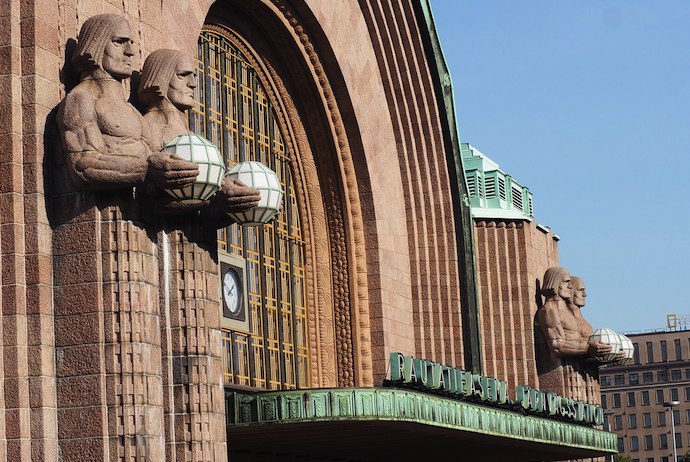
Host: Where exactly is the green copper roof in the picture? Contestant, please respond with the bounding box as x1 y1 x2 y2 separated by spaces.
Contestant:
461 143 534 220
227 387 616 460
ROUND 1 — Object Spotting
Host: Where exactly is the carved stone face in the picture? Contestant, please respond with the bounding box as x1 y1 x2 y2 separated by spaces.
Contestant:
102 20 135 80
167 55 196 110
571 278 587 308
557 277 572 301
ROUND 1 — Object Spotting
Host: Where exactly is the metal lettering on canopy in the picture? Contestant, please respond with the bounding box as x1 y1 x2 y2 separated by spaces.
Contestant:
190 26 309 390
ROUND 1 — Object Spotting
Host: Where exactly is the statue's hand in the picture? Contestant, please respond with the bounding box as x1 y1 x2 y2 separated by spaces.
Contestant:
587 340 613 357
212 178 261 214
147 152 199 189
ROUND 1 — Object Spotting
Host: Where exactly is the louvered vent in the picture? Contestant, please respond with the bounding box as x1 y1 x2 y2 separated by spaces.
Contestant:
485 176 496 199
528 195 534 216
467 176 477 197
512 185 523 211
498 177 506 200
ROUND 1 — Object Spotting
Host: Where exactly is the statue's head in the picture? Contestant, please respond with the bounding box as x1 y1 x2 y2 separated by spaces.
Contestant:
570 276 587 308
139 49 196 111
541 266 572 301
72 14 134 80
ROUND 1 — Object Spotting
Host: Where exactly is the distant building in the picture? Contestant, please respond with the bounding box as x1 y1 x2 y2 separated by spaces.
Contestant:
601 329 690 462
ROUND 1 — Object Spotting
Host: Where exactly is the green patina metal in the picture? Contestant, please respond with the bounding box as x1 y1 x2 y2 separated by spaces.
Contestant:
227 387 617 454
413 0 483 374
461 143 534 220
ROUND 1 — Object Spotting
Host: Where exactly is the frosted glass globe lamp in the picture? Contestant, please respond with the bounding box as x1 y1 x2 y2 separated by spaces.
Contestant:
161 133 225 204
614 333 635 366
225 161 283 225
589 328 622 363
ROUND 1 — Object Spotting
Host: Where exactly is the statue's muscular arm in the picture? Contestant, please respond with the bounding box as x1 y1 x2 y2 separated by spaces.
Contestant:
60 89 148 190
541 304 590 357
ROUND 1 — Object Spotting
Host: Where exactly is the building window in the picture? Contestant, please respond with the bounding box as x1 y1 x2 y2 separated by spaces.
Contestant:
647 341 654 362
672 388 679 401
672 369 682 381
644 434 653 450
642 390 650 405
659 370 669 382
192 27 310 390
660 433 668 449
661 456 669 462
686 409 690 424
659 411 667 427
614 393 621 408
630 372 640 385
661 340 668 362
602 395 608 408
643 412 651 427
614 415 623 430
674 409 681 425
676 338 682 360
676 432 683 449
686 387 690 402
634 343 640 364
643 371 654 383
615 374 625 386
601 375 611 387
646 458 654 462
618 437 625 452
629 414 638 429
630 436 639 452
628 391 636 406
686 368 690 379
658 389 665 404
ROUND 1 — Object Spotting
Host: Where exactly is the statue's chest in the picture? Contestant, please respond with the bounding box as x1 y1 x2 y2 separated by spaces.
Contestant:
560 311 580 332
96 99 143 139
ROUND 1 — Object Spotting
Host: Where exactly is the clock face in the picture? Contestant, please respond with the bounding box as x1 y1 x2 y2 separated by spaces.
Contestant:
222 267 242 317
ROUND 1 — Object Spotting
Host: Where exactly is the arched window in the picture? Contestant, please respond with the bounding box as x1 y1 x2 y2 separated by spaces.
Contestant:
189 26 309 390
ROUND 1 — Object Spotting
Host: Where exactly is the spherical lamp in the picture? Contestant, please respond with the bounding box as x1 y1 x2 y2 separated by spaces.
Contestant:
225 161 283 225
614 333 635 366
161 133 225 204
589 328 622 363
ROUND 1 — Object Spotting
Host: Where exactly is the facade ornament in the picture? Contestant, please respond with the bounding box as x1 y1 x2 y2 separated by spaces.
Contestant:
536 267 618 403
56 14 198 194
139 48 261 216
538 267 613 361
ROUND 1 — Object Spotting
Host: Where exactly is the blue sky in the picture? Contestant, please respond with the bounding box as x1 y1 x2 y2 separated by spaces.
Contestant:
431 0 690 333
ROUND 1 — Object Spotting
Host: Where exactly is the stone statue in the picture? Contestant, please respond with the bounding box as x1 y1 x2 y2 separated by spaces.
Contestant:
57 14 197 193
537 267 612 360
138 48 261 215
536 267 620 405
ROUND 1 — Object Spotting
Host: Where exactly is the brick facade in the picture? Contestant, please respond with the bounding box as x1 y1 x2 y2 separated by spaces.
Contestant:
0 1 600 461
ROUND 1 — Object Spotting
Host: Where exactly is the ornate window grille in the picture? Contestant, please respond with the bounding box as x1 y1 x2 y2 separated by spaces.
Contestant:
190 26 309 390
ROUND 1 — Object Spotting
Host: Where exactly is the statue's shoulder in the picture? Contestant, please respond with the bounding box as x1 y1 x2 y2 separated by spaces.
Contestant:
60 84 99 125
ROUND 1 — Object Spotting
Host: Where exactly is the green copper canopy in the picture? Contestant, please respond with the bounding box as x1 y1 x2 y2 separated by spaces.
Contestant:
226 387 616 461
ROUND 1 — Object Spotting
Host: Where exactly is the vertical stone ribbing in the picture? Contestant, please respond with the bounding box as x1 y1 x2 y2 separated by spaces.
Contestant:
19 0 60 460
100 209 164 461
475 219 559 395
358 0 463 370
0 0 28 460
162 225 226 462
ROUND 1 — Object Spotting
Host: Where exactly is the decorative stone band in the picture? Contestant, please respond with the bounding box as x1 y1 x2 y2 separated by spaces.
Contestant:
227 387 617 455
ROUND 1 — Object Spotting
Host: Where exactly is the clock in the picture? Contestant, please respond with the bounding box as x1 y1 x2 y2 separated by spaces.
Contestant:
219 254 248 330
222 267 242 317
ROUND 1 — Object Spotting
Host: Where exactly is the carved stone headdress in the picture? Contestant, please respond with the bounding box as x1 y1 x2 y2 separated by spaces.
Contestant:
540 266 570 298
138 49 186 106
72 14 129 73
